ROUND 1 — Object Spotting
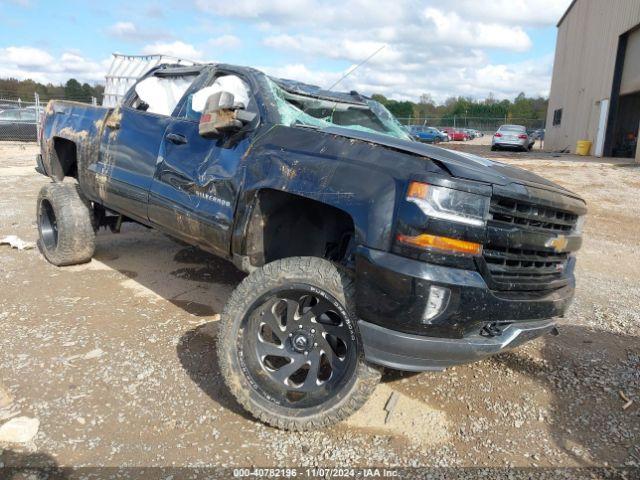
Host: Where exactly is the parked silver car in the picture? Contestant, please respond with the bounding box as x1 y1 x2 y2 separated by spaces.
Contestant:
491 125 533 151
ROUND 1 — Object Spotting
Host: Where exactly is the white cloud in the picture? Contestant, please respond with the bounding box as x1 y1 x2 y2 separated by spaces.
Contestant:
107 21 137 37
470 54 555 97
264 35 400 64
263 50 555 104
208 34 242 50
141 41 203 60
260 64 340 88
106 21 171 42
0 0 570 102
145 5 165 19
197 0 564 101
1 46 54 68
196 0 570 27
195 0 316 20
0 46 107 84
422 8 531 52
454 0 573 26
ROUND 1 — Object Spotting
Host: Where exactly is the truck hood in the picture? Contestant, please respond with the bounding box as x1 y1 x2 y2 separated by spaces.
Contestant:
321 126 578 198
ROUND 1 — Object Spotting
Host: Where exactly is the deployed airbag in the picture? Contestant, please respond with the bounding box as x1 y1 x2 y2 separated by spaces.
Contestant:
135 76 194 116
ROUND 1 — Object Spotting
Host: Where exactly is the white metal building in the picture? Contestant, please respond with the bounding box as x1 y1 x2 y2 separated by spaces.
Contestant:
546 0 640 160
102 54 197 108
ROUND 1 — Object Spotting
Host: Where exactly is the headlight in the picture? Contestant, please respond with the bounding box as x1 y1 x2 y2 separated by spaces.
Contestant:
406 182 489 227
574 215 586 234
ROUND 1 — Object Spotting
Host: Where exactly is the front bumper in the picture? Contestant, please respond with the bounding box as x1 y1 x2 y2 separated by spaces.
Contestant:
359 318 557 371
355 246 575 337
355 246 574 369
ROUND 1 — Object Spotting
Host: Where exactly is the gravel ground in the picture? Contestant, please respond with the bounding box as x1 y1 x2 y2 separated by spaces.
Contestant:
0 142 638 474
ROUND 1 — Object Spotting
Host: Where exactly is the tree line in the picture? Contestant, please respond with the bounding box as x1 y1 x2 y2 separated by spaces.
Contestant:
0 77 547 125
0 78 104 103
372 92 548 124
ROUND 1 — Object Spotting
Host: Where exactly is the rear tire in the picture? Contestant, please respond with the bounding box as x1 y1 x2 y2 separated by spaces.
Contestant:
217 257 381 431
37 182 95 266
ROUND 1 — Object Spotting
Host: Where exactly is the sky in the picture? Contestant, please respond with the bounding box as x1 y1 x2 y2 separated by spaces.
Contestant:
0 0 573 103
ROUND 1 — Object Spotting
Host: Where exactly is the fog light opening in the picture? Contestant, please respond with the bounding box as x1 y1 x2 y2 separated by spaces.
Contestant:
422 285 450 324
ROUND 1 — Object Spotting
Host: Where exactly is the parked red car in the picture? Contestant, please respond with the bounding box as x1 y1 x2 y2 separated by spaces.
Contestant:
441 127 467 141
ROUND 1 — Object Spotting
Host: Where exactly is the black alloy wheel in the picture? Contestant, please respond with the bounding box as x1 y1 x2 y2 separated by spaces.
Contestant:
240 286 357 408
38 198 58 251
36 182 95 266
217 257 381 430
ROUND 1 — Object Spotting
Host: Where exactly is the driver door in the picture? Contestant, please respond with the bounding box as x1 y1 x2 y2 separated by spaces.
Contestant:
147 69 257 258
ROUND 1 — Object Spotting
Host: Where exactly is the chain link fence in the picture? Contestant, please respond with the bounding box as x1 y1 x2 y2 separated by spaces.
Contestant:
0 92 98 143
396 116 546 134
0 94 43 142
1 92 546 144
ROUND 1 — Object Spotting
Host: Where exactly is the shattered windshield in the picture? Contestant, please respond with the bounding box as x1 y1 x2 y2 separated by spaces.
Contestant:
267 78 412 141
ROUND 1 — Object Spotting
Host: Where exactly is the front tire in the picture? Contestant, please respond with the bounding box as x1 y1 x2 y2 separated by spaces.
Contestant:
217 257 381 431
37 182 96 266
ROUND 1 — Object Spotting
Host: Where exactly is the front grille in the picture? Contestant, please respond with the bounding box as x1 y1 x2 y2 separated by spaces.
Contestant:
490 196 578 233
483 195 580 291
483 246 567 286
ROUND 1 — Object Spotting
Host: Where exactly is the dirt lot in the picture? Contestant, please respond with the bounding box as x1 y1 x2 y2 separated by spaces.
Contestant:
0 142 638 473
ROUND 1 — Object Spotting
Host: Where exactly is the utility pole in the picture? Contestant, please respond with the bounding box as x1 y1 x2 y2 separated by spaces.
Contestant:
34 93 40 146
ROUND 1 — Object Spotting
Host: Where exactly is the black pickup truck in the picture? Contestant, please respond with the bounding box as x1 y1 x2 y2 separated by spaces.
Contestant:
36 63 586 431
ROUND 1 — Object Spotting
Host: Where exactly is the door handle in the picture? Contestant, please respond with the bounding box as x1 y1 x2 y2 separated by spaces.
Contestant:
166 133 188 145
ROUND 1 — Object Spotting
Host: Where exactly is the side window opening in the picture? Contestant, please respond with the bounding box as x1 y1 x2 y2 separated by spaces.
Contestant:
181 74 253 121
129 75 197 116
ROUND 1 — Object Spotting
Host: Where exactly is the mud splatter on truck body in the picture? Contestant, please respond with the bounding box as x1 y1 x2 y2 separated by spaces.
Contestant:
37 61 586 366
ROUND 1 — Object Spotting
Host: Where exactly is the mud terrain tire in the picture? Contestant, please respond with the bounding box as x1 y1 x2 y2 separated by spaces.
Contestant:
217 257 381 431
37 182 95 266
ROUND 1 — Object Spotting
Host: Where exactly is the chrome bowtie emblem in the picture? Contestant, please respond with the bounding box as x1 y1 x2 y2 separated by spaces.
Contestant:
546 235 569 253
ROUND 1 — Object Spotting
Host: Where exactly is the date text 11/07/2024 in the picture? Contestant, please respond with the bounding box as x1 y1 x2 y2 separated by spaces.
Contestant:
232 467 401 477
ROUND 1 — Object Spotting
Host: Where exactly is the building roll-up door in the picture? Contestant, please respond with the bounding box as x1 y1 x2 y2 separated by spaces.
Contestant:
620 28 640 96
